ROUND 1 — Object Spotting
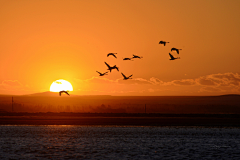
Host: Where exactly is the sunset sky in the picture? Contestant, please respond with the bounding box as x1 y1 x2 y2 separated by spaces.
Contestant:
0 0 240 96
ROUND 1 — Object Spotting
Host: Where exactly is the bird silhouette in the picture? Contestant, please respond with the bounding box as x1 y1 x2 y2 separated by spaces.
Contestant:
121 72 133 80
59 90 70 96
107 53 117 58
123 58 132 60
104 62 119 72
96 71 108 76
171 48 182 54
169 53 180 60
132 54 143 59
159 41 169 46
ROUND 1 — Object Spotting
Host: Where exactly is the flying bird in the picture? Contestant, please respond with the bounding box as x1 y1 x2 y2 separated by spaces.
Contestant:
159 41 170 46
123 58 132 60
96 71 108 76
121 72 133 80
59 90 70 96
169 53 180 60
107 53 117 58
104 62 119 72
171 48 182 54
132 54 143 59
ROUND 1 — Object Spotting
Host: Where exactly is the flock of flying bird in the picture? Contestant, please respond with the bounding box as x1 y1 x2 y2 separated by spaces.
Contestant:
96 40 182 80
159 40 182 60
96 52 143 80
60 40 182 96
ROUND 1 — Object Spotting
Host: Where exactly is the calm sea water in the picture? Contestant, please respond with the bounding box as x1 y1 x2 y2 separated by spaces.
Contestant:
0 125 240 160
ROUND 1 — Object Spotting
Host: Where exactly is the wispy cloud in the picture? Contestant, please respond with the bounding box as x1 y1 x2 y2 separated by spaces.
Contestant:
73 72 240 95
196 73 240 86
168 79 196 86
165 72 240 88
0 80 29 91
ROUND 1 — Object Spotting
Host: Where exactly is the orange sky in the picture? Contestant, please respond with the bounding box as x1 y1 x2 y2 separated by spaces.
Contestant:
0 0 240 96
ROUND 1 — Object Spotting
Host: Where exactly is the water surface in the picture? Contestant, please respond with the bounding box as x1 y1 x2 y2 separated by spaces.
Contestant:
0 125 240 159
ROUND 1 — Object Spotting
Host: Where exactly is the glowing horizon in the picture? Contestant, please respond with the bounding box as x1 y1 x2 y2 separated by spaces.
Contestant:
50 79 73 92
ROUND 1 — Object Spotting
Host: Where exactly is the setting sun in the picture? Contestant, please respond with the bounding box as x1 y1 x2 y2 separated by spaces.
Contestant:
50 79 73 92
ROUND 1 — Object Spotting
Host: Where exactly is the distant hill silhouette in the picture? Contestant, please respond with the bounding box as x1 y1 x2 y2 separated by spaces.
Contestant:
219 94 240 97
26 91 67 97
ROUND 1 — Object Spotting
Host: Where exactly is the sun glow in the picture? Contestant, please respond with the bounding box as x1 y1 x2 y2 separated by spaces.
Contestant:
50 79 73 92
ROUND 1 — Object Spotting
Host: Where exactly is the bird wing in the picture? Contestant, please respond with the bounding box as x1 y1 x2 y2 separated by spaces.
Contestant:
169 53 174 59
59 91 62 96
176 49 179 54
107 53 112 57
104 62 111 69
96 71 101 75
128 74 133 78
121 73 127 79
116 66 119 71
112 54 117 58
65 91 70 95
171 48 175 51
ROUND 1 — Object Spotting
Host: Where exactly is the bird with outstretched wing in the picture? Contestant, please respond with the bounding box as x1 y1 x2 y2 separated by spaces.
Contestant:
59 90 70 96
107 53 117 58
121 72 133 80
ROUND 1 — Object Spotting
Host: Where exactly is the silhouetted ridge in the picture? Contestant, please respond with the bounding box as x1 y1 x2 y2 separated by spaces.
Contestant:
26 91 59 97
219 94 240 97
24 91 76 97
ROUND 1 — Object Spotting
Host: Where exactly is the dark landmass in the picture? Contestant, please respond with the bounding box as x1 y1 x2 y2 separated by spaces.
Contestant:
219 94 240 97
0 112 240 127
0 94 240 126
0 94 240 114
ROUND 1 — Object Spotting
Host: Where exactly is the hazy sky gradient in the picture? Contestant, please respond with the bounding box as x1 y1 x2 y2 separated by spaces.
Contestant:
0 0 240 95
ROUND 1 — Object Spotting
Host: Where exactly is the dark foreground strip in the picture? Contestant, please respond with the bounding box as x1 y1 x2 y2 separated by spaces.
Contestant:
0 117 239 126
